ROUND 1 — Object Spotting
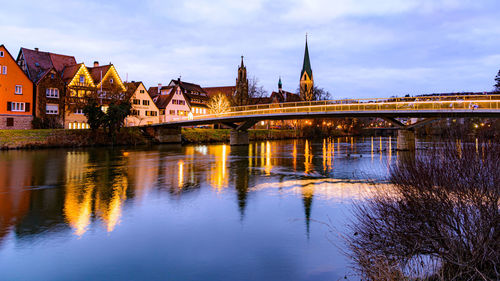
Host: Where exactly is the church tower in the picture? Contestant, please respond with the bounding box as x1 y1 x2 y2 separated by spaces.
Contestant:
235 56 249 106
300 35 314 101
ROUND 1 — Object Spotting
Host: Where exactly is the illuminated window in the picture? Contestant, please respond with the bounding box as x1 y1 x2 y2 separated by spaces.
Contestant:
46 104 59 115
15 85 22 95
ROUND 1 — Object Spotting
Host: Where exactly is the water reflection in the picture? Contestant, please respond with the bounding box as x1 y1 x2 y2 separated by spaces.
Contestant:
0 137 411 280
0 138 404 244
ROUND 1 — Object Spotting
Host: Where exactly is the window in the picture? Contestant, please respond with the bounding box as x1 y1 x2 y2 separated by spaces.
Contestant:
0 51 4 57
46 104 59 115
2 66 6 74
46 88 59 98
75 109 84 114
109 78 114 84
131 109 139 116
6 118 13 127
132 99 140 105
15 85 22 95
140 90 145 93
142 100 150 106
169 110 175 115
79 75 85 84
145 110 158 116
9 102 26 112
51 74 55 79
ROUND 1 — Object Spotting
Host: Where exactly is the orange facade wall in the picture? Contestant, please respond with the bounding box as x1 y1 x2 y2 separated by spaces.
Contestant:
0 45 33 116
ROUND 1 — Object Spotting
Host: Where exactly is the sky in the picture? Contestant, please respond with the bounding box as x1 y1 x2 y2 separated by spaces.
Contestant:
1 0 499 98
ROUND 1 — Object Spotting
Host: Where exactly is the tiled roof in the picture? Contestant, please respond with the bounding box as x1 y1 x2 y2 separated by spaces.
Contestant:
20 48 76 83
154 95 172 109
88 65 112 85
169 79 207 94
124 81 142 93
61 64 83 82
203 86 236 98
148 87 159 99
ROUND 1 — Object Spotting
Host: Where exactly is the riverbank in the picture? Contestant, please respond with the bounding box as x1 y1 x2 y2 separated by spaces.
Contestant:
0 128 300 150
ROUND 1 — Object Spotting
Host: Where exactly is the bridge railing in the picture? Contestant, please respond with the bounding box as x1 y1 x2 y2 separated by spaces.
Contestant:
191 94 500 120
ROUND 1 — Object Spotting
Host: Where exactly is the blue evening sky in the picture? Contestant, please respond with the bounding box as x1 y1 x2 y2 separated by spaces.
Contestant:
1 0 499 98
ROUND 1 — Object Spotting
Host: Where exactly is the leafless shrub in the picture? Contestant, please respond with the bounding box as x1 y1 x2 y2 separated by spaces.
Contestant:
347 140 500 280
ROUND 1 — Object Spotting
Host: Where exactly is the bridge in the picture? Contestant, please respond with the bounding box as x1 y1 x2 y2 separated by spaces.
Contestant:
142 94 500 150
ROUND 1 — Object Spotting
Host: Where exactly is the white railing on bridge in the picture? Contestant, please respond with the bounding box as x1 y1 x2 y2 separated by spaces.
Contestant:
189 94 500 120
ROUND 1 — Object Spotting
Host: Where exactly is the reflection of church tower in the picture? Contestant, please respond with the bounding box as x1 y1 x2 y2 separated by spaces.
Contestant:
235 56 249 106
302 185 314 238
300 35 314 101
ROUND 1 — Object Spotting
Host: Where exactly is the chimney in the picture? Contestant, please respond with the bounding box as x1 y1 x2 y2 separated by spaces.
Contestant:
34 48 39 52
158 83 162 94
94 61 99 67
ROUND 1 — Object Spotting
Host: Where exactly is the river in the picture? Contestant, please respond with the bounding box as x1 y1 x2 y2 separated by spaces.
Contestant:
0 137 405 281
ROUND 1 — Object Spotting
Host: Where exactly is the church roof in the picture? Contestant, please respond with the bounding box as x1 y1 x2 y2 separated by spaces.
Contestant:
301 38 313 79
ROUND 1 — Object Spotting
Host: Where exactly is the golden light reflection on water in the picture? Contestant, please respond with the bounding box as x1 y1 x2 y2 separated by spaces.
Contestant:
265 141 272 175
208 144 230 190
63 151 129 236
47 138 403 237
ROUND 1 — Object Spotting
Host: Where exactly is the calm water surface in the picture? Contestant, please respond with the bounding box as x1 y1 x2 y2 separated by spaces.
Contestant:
0 137 405 281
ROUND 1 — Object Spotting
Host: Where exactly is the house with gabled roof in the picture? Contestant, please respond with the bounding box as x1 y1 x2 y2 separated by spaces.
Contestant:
16 47 77 127
168 79 209 117
0 45 34 129
150 83 191 123
124 81 159 126
62 63 96 129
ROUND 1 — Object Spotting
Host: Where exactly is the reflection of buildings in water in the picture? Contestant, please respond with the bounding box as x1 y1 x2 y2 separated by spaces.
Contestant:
0 152 32 245
302 184 314 237
95 175 128 233
63 151 130 236
125 151 160 200
63 151 93 236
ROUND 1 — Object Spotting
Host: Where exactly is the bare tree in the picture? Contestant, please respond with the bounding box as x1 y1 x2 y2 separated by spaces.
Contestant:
231 76 267 106
494 69 500 92
208 92 231 114
346 140 500 280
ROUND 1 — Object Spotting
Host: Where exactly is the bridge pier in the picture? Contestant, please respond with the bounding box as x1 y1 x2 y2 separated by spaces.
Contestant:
230 130 249 146
396 130 416 151
144 127 182 143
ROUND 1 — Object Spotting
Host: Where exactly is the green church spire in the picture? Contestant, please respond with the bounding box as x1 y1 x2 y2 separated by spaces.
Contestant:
301 34 312 79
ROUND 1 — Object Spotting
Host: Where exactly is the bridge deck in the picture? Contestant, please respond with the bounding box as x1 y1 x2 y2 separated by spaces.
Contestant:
146 94 500 128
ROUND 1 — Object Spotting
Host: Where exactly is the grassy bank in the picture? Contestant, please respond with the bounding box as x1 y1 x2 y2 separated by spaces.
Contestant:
0 128 300 149
0 128 148 150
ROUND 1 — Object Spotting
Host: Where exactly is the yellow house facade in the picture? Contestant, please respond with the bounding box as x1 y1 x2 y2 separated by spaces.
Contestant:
63 62 126 129
125 82 159 126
